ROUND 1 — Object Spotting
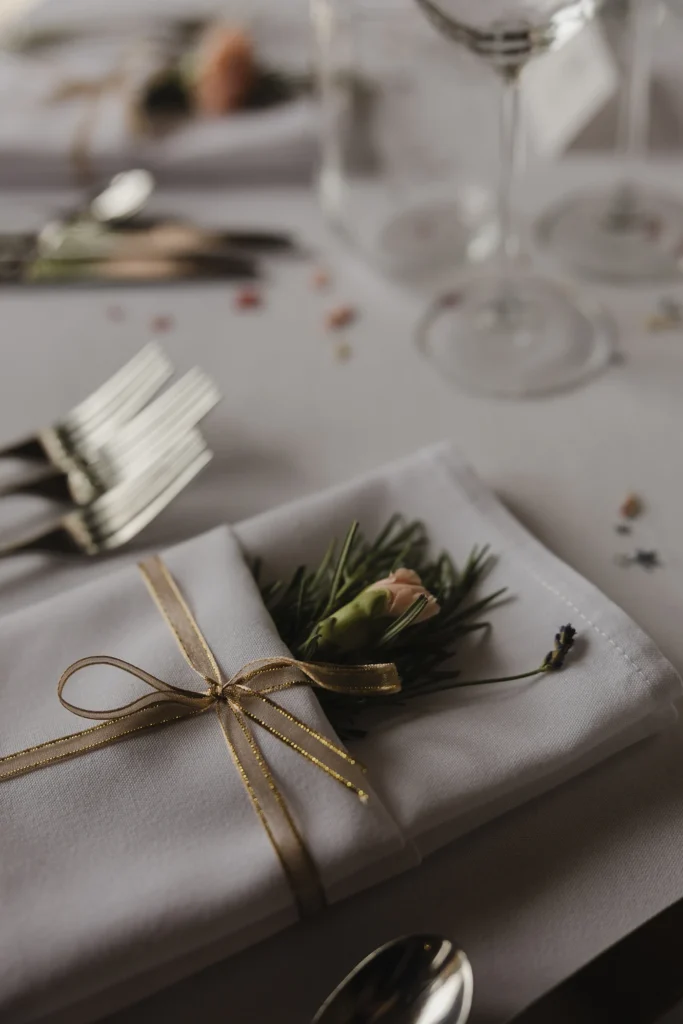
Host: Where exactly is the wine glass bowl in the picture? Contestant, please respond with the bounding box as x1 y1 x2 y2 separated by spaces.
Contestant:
412 0 613 398
414 0 602 67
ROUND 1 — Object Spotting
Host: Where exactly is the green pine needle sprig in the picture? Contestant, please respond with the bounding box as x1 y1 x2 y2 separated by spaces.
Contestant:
253 516 575 738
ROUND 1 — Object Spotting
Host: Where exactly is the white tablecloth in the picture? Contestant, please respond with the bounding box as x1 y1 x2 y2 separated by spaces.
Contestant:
2 163 683 1022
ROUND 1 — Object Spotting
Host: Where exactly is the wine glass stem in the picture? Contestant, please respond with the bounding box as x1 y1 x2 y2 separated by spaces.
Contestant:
618 0 654 159
496 70 522 268
613 0 655 220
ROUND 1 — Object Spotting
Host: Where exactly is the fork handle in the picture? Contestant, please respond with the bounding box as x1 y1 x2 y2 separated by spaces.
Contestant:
0 435 48 462
0 465 73 502
0 520 71 557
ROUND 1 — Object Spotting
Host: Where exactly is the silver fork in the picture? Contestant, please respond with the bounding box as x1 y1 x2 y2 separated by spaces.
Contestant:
0 342 173 472
0 368 220 503
0 429 212 557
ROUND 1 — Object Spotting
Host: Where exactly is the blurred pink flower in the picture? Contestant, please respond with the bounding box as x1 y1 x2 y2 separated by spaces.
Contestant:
194 25 255 116
368 568 440 623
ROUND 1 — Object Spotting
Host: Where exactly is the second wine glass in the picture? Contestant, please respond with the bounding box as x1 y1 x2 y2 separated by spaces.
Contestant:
414 0 613 398
537 0 683 282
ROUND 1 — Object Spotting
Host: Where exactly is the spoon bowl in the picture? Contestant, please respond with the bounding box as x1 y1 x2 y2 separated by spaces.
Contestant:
89 169 156 224
313 934 473 1024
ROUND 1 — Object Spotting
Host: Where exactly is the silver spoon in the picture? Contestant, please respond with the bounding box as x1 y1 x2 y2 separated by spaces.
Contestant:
312 934 473 1024
37 170 156 257
89 168 156 224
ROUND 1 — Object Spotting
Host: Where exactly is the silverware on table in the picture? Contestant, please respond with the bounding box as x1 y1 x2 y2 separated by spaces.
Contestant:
0 250 259 286
0 167 299 285
0 368 220 504
35 220 297 261
80 172 300 251
0 343 173 469
312 934 473 1024
0 428 212 557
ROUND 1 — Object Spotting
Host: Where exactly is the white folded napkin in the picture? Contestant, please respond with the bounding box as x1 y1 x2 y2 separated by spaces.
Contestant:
0 443 679 1024
0 14 317 187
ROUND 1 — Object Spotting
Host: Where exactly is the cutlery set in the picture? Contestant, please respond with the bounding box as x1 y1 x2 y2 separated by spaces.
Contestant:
0 343 220 556
0 170 299 286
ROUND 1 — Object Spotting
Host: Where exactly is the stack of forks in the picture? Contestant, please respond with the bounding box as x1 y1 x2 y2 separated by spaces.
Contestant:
0 343 220 556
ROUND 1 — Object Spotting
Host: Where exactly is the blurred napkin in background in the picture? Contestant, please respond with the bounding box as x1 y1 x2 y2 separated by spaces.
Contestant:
0 0 318 187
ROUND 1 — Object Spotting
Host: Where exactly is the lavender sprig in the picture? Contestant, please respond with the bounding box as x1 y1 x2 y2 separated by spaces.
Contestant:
542 625 577 671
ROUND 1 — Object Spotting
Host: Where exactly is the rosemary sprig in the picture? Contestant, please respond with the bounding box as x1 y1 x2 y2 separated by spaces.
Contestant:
255 517 575 738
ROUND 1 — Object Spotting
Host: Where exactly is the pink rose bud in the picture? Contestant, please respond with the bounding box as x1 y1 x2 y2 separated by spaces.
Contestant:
368 568 440 623
194 25 255 116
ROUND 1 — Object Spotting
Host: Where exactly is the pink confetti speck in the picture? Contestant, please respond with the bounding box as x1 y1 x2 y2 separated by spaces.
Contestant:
333 340 353 363
234 286 263 311
311 267 331 290
106 305 125 322
325 305 356 330
151 315 174 333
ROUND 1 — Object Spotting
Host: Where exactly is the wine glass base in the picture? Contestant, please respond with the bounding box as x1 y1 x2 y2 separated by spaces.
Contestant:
537 184 683 283
418 274 615 398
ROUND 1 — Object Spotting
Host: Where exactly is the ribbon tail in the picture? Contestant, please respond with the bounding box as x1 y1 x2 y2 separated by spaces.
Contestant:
214 700 326 919
0 704 198 783
238 690 369 799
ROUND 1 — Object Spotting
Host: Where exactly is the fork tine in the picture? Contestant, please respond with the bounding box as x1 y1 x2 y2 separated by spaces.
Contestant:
98 448 213 551
66 349 175 453
71 358 176 458
87 430 207 527
100 370 220 469
99 394 218 485
63 343 172 434
79 432 211 551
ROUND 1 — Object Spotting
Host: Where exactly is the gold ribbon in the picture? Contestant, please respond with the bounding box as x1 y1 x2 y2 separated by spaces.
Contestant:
0 555 400 918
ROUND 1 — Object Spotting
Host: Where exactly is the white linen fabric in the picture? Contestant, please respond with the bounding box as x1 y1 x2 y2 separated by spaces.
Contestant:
0 13 317 187
0 443 679 1023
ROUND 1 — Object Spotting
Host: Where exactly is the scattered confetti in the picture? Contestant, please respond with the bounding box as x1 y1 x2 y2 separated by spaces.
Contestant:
620 493 643 520
150 314 174 333
616 549 662 571
647 314 677 332
325 304 356 330
311 267 331 290
234 286 263 310
646 297 683 332
106 305 125 322
333 340 353 363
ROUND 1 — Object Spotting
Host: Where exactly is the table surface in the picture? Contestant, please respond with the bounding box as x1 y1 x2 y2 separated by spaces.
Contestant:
3 162 683 1023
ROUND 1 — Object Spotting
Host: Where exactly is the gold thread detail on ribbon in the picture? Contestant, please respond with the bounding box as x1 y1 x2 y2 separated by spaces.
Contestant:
0 554 401 918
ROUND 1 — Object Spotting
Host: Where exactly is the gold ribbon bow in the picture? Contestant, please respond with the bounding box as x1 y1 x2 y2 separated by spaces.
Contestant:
0 555 400 917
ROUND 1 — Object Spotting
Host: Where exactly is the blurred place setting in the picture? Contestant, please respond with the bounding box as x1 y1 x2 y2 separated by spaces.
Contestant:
5 2 683 1024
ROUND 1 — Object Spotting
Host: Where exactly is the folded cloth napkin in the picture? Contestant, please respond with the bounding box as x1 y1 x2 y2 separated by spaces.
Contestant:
1 443 680 1024
0 13 317 187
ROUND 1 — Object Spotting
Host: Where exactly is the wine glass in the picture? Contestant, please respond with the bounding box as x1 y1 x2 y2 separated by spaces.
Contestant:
537 0 683 282
412 0 613 398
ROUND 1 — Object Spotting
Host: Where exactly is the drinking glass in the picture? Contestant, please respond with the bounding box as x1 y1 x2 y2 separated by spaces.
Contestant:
413 0 613 397
311 0 498 282
537 0 683 281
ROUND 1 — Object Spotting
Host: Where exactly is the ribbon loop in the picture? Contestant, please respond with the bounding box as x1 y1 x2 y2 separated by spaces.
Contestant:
58 654 212 721
0 553 402 917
